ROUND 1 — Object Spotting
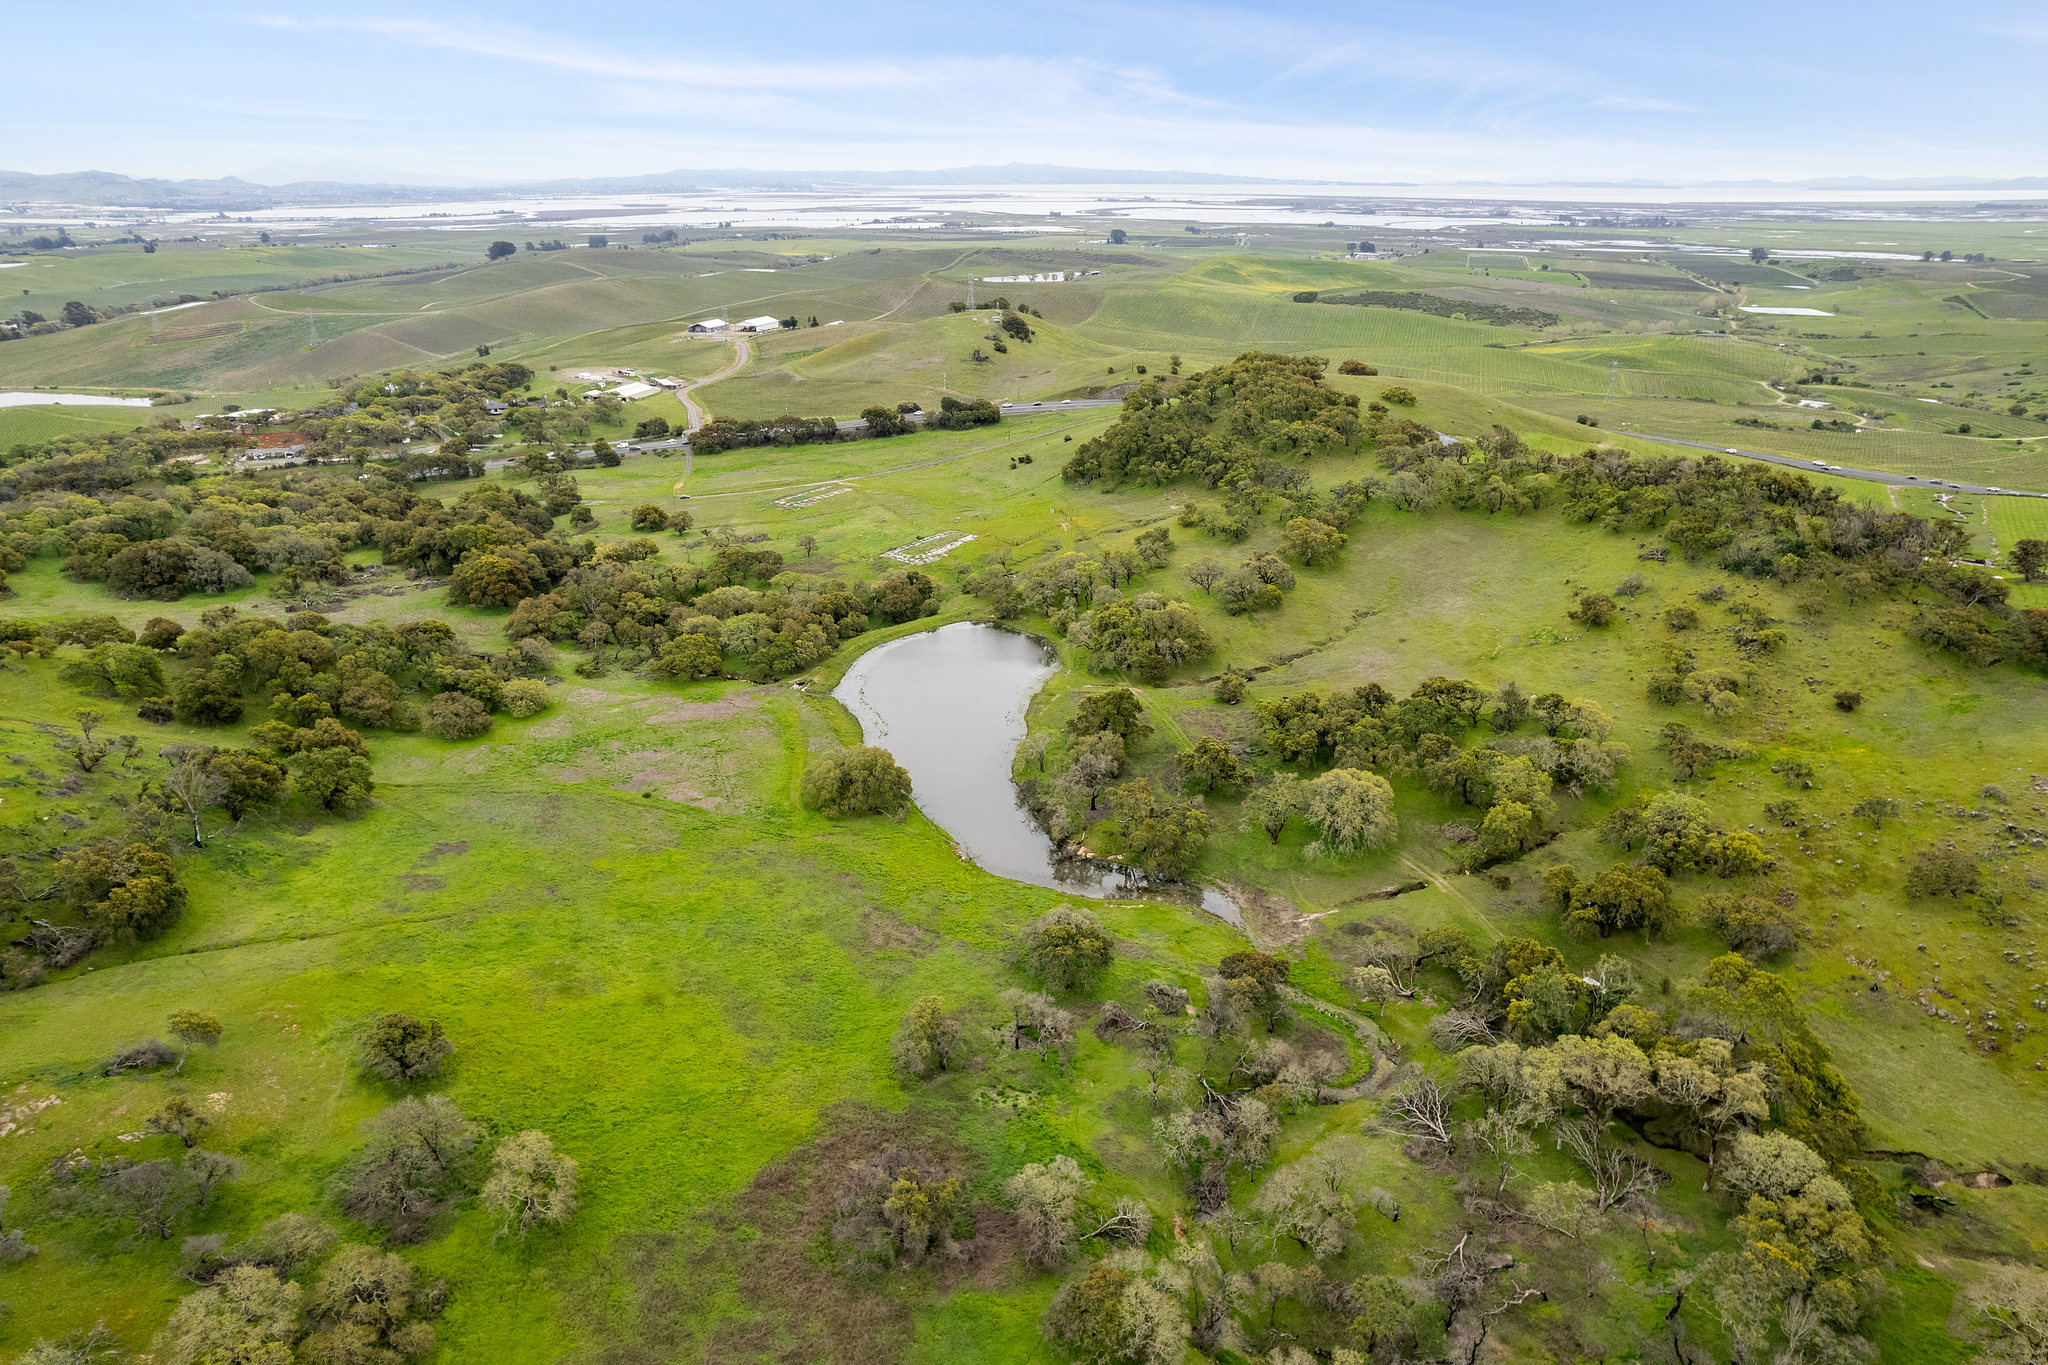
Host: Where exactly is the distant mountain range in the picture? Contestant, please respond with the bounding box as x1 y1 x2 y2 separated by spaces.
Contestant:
4 166 2044 211
0 164 1297 209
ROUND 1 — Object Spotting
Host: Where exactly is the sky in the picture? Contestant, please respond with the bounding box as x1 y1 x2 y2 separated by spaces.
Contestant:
10 1 2047 185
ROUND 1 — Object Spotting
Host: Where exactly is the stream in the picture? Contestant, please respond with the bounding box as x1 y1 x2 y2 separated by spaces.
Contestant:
832 623 1241 925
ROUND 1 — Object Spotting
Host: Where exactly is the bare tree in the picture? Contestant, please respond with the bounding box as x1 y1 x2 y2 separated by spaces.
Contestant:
147 1095 211 1149
1183 559 1225 594
160 745 227 847
1418 1231 1547 1365
104 1160 195 1240
1462 1103 1539 1208
1378 1075 1454 1150
1078 1195 1153 1246
1360 934 1423 995
1556 1117 1664 1212
185 1150 242 1209
55 709 111 773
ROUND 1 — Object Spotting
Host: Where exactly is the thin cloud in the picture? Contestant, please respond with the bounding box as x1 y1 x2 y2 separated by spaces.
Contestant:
1591 95 1704 113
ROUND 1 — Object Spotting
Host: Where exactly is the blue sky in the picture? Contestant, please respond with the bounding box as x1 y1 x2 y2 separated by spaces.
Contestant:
12 1 2047 183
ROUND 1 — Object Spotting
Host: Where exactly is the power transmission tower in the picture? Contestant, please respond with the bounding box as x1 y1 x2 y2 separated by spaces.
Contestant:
305 310 319 347
967 278 975 309
1604 359 1618 403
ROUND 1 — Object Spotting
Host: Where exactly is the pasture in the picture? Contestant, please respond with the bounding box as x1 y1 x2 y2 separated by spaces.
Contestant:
7 207 2048 1364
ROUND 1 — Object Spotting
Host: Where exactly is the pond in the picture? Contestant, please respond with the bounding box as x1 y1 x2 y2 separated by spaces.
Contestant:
0 392 153 408
833 622 1241 925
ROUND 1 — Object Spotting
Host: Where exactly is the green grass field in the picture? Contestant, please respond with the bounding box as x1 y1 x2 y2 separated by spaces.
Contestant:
8 211 2048 1364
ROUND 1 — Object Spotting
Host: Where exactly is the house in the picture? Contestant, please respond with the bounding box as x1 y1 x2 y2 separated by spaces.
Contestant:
737 315 783 333
688 318 729 333
483 400 510 415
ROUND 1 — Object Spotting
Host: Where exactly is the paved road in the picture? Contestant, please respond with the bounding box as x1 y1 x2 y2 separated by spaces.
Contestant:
1614 430 2046 499
469 396 1124 472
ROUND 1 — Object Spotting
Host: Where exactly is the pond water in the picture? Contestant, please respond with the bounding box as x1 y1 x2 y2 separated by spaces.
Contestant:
833 622 1241 924
0 392 153 408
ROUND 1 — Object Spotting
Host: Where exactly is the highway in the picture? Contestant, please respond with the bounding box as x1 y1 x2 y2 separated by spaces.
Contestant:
1611 430 2046 499
247 387 2041 503
476 396 1125 470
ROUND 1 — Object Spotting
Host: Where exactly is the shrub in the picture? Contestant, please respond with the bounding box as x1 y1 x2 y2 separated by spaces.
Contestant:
1301 768 1397 855
799 746 912 816
1022 907 1115 990
359 1014 454 1084
61 642 168 699
1699 892 1798 958
1279 516 1347 567
1833 690 1862 712
1379 386 1417 405
499 679 551 717
1905 847 1981 898
592 537 659 565
1336 359 1378 375
653 633 722 680
1570 593 1616 627
424 692 491 740
860 404 911 437
629 504 668 532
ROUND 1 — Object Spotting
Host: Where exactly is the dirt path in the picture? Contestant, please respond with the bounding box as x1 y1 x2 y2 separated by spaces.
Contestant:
676 338 749 431
670 415 1097 501
1399 854 1499 939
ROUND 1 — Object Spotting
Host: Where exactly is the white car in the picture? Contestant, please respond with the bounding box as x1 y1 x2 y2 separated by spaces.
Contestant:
1000 401 1013 407
1725 447 1740 454
1811 459 1828 466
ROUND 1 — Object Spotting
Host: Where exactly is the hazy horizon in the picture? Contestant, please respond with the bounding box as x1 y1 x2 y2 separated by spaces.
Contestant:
11 0 2047 186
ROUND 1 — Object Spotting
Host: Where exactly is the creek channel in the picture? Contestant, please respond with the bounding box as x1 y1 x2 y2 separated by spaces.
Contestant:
833 622 1241 925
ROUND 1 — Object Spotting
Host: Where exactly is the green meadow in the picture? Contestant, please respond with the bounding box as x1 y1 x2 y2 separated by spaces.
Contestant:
4 209 2048 1363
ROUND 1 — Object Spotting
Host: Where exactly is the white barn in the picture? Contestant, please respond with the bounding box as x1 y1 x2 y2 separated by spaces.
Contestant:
687 318 729 333
737 315 783 333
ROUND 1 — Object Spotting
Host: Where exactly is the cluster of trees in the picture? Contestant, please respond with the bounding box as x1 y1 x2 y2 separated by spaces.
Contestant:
1188 549 1297 615
1313 290 1563 329
323 360 533 463
0 434 453 600
0 604 565 985
1014 690 1209 877
1064 358 2048 674
1326 926 1881 1362
17 602 551 744
504 548 939 681
689 397 999 455
18 1004 577 1364
1246 677 1626 868
1067 592 1214 683
1061 352 1364 486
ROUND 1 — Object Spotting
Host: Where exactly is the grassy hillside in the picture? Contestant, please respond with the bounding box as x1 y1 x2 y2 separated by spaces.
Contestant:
7 214 2048 1365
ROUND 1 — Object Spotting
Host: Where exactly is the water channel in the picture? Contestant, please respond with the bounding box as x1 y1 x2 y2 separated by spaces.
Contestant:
0 392 153 408
833 622 1241 925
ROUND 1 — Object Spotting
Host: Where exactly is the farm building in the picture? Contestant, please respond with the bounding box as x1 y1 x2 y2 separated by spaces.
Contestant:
737 315 783 332
687 318 729 333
